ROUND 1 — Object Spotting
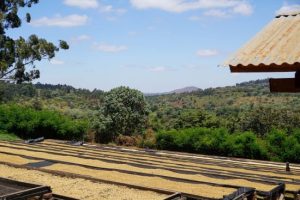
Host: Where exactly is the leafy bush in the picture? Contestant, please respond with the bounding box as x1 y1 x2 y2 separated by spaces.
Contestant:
156 128 270 161
0 130 20 141
157 128 230 154
267 129 300 162
137 129 157 148
0 104 87 140
282 138 300 163
226 132 268 160
156 130 177 150
115 135 137 146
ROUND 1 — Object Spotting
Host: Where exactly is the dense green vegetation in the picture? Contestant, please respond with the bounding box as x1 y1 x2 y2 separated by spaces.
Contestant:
155 128 300 163
0 79 300 162
90 86 149 143
147 80 300 133
0 130 20 141
0 104 87 140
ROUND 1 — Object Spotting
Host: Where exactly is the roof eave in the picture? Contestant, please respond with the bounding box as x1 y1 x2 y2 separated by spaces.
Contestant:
229 63 300 73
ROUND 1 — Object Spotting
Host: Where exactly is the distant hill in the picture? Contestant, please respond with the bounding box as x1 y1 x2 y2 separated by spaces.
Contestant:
2 78 300 115
145 86 200 96
169 86 200 94
146 78 300 114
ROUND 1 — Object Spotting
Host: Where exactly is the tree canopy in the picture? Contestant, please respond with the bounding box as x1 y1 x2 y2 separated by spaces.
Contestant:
101 86 149 140
0 0 69 83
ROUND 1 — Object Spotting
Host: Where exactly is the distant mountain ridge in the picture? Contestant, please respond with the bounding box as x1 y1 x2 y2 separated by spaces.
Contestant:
1 79 269 98
4 78 300 115
145 86 200 96
170 86 200 94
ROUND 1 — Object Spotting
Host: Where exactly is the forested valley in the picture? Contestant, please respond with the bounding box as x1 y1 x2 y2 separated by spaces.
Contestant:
1 79 300 163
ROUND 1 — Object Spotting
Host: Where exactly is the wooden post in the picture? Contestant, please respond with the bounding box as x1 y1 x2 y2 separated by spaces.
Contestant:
269 78 300 93
286 162 290 172
247 191 256 200
295 71 300 88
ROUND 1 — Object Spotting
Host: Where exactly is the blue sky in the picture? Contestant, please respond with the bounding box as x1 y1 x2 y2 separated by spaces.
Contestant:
10 0 300 92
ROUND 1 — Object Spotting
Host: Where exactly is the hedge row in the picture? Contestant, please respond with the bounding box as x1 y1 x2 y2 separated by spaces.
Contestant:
0 104 87 140
156 128 300 163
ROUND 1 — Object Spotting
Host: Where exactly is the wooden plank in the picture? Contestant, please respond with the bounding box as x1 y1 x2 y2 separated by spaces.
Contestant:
163 192 182 200
1 186 51 199
269 78 300 93
223 187 256 200
52 194 79 200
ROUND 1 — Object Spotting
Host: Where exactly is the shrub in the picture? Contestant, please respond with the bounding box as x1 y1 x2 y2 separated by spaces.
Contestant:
138 129 156 148
0 104 87 140
156 128 268 160
156 130 176 150
115 135 137 146
267 129 300 162
282 137 300 163
0 130 20 141
226 132 268 160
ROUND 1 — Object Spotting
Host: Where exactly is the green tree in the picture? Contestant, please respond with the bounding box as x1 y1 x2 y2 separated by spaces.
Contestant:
0 0 69 83
227 132 268 160
175 109 207 129
102 86 149 141
238 107 300 137
89 110 112 143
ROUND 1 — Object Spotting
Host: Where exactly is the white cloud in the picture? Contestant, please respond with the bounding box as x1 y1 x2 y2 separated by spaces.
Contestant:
71 35 91 43
121 64 141 69
128 31 138 36
94 43 128 53
99 5 127 15
232 3 253 15
31 14 88 27
63 0 126 20
121 64 175 72
75 34 91 41
276 4 300 16
188 16 202 21
203 9 230 18
148 66 168 72
98 4 127 21
63 0 98 9
130 0 253 14
183 64 204 70
197 49 219 57
50 59 65 65
147 26 156 31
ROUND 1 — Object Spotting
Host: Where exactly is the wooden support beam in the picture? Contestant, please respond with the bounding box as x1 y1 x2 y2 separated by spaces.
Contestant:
269 78 300 93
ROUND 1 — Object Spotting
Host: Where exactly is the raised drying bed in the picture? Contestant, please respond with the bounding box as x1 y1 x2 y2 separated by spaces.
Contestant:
0 142 297 192
0 164 167 200
0 177 77 200
0 140 299 199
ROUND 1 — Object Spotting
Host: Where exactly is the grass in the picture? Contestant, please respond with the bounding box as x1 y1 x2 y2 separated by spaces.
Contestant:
0 131 20 141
